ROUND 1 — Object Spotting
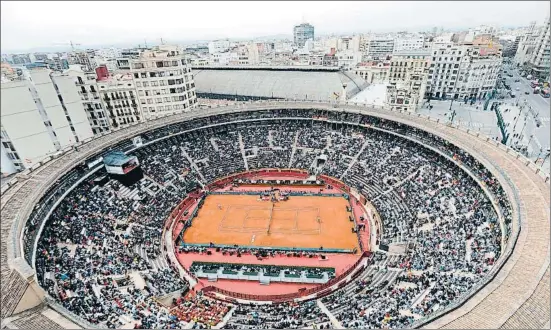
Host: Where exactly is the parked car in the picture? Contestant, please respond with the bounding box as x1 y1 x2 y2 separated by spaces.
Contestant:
525 91 530 95
514 79 520 82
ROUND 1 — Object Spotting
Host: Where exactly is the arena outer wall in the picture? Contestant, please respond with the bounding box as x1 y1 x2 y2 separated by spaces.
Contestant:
0 100 549 329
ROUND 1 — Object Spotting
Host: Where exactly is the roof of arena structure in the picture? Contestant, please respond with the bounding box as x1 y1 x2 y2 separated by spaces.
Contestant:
0 101 549 329
192 67 369 100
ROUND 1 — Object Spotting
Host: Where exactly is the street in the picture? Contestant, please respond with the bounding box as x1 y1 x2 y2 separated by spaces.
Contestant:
501 66 550 156
418 63 550 174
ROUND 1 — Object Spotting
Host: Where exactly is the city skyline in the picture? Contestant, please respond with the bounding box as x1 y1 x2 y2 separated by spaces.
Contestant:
1 1 550 53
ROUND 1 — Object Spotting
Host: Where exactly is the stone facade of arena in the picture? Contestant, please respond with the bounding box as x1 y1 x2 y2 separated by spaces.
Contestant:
0 101 549 329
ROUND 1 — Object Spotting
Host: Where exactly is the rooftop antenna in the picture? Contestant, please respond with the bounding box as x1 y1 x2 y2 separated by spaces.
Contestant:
144 39 148 48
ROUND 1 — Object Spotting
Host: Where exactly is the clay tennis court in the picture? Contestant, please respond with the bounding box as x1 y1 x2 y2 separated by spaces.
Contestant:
182 194 360 251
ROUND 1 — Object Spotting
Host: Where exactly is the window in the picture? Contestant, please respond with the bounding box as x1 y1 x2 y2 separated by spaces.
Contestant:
147 99 153 104
151 81 158 87
138 90 145 96
156 98 162 103
143 82 149 87
159 80 166 86
134 73 139 79
140 72 147 78
150 72 157 78
164 97 170 102
136 82 142 87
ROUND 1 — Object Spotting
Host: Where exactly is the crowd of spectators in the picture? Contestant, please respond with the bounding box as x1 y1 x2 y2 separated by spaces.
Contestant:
32 112 512 329
226 301 331 329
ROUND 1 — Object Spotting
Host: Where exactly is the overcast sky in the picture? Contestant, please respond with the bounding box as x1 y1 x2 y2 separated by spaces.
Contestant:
1 1 549 52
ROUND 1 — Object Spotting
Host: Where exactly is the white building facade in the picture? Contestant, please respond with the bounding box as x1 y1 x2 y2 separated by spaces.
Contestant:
97 73 143 129
336 50 362 70
367 37 395 60
65 67 111 135
208 40 231 54
428 43 502 100
387 50 431 112
354 61 390 84
117 46 197 120
0 68 93 172
393 35 425 52
527 17 550 80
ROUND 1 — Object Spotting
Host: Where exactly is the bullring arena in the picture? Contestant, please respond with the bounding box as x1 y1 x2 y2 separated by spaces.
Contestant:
0 101 549 329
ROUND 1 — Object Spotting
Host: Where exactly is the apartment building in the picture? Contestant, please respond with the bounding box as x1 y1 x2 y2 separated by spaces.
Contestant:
0 68 93 172
427 44 467 99
96 47 122 59
393 35 425 52
116 45 197 120
336 50 362 70
386 50 431 112
47 54 69 71
293 23 315 48
308 53 325 66
455 47 501 100
528 17 550 80
69 50 97 72
366 37 395 60
210 52 238 66
208 40 231 54
354 61 390 83
96 71 142 129
428 43 502 100
236 44 260 65
64 66 110 135
337 36 361 52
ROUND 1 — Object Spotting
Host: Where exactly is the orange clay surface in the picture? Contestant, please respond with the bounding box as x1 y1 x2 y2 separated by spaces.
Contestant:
183 194 359 251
